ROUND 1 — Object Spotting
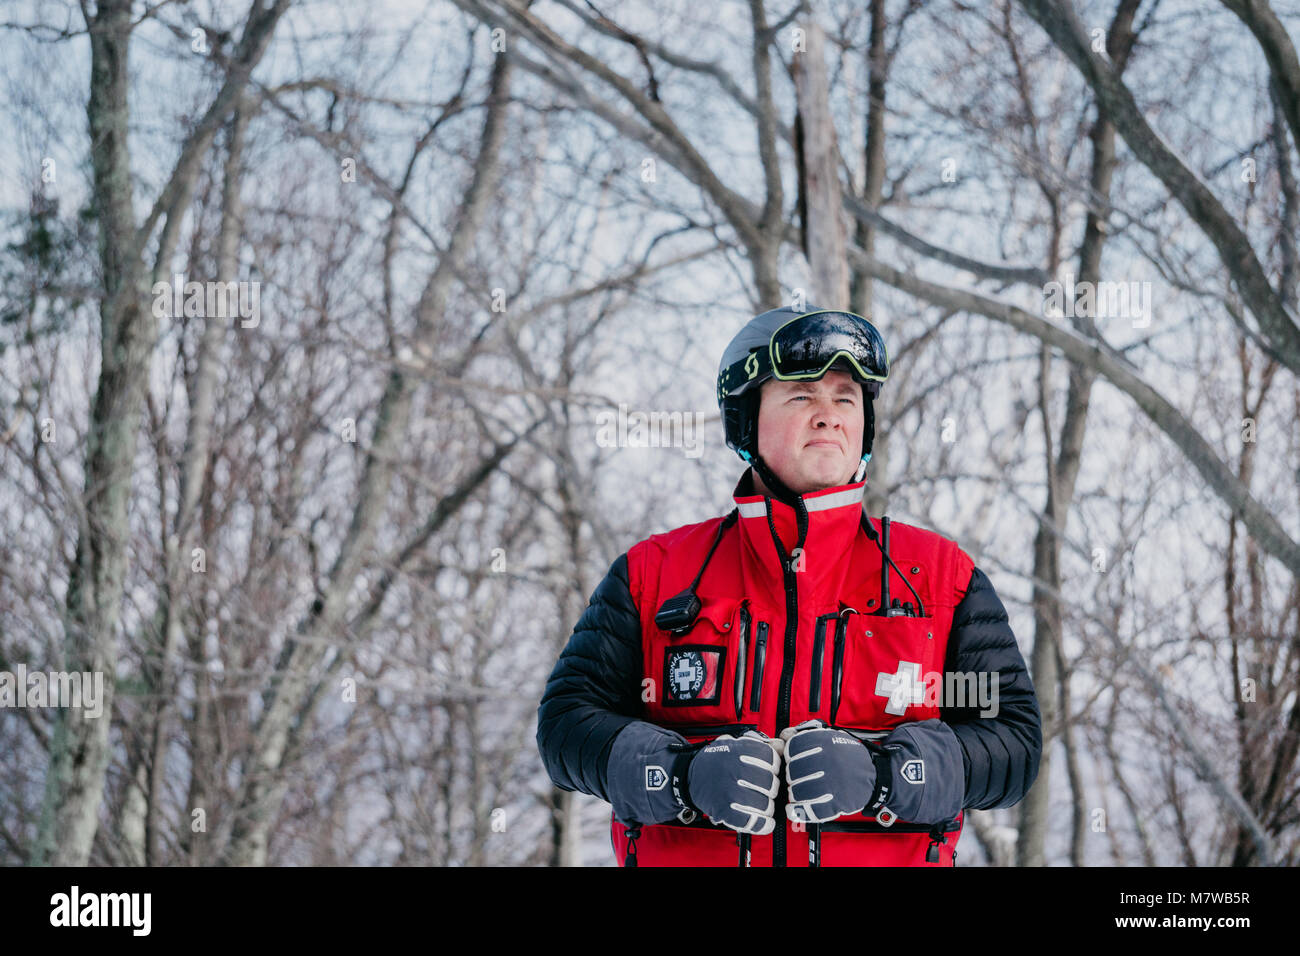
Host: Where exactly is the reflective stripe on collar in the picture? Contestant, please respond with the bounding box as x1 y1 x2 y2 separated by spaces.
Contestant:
735 482 865 518
804 485 866 512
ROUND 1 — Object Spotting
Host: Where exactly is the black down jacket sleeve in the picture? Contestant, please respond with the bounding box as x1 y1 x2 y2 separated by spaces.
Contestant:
941 566 1043 810
536 552 645 801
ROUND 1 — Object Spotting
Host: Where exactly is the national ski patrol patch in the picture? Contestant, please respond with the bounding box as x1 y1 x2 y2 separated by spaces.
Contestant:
663 645 724 706
900 758 925 784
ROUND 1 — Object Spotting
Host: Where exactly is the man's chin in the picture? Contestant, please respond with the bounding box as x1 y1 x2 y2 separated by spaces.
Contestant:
791 463 853 494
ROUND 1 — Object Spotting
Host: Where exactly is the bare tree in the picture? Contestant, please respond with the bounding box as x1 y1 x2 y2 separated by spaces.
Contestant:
4 0 1297 867
32 0 292 867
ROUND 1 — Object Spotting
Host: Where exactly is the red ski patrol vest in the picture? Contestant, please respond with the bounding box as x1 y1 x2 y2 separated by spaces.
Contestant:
611 478 975 867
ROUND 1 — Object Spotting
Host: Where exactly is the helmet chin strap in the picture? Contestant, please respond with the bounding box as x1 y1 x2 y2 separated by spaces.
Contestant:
746 451 871 504
748 453 802 507
747 453 811 561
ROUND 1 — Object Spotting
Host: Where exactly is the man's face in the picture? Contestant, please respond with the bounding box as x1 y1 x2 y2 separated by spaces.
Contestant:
754 368 865 495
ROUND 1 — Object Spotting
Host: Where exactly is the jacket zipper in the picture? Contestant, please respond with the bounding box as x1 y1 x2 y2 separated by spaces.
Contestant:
658 814 737 830
829 614 849 726
670 723 758 737
749 621 768 712
774 529 803 868
734 605 750 720
809 612 835 713
817 816 962 865
817 816 963 834
624 823 640 866
926 819 953 863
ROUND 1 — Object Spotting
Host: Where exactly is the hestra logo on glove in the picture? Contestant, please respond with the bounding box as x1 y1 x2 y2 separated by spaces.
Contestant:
663 646 724 705
646 766 667 790
900 758 925 784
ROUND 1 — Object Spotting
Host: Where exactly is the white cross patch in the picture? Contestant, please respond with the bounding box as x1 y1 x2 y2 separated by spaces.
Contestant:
671 655 703 697
875 660 924 716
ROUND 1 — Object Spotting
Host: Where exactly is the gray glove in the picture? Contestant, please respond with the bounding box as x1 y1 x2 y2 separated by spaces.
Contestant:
781 718 965 826
607 723 783 834
781 719 876 823
686 730 783 835
865 718 966 825
606 722 699 826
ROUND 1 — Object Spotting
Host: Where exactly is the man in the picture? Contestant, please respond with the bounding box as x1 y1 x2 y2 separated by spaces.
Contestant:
537 305 1042 866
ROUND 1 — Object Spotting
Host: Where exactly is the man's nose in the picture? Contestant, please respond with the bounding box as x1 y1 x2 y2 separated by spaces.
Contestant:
812 398 845 428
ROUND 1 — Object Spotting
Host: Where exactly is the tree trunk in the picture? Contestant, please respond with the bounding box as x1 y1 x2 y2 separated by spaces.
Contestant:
34 0 138 867
1018 0 1141 868
792 17 849 310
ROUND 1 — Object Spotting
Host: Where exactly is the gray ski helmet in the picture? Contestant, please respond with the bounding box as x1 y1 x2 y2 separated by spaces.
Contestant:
716 305 889 466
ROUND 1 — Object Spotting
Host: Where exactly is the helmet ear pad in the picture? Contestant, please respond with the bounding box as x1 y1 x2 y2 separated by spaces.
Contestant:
724 387 763 459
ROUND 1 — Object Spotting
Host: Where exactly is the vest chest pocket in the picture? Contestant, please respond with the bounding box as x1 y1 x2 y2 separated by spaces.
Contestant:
652 597 749 724
829 612 942 732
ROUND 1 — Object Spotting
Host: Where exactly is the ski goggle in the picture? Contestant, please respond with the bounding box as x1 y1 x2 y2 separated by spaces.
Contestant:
769 310 889 384
717 309 889 403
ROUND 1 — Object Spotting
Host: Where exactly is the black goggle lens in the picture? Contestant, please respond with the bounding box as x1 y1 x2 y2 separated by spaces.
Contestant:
769 311 888 382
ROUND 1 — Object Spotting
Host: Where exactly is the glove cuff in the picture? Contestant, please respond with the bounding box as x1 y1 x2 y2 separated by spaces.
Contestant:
863 746 894 816
669 746 699 814
608 721 696 826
